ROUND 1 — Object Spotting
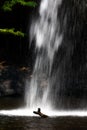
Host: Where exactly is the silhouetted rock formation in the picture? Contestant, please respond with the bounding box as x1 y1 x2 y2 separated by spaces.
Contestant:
33 108 48 118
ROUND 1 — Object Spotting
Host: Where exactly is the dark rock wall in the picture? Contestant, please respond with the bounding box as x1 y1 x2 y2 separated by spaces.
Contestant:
50 0 87 109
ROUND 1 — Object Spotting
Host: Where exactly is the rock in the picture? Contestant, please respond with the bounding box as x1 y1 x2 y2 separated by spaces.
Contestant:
0 66 27 97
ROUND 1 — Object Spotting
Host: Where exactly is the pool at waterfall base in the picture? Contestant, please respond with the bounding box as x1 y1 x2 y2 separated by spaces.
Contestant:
1 115 87 130
0 98 87 130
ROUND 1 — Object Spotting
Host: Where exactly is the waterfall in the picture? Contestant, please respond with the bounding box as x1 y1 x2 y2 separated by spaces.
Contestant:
0 0 86 118
26 0 63 110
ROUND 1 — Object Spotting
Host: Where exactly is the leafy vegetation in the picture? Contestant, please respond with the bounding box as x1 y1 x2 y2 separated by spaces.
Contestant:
1 0 37 37
2 0 37 11
0 28 25 37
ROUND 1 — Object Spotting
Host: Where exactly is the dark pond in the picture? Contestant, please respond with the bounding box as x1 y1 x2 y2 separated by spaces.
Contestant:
0 97 87 130
0 116 87 130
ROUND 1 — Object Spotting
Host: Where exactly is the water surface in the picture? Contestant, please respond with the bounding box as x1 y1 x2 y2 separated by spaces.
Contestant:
0 97 87 130
0 116 87 130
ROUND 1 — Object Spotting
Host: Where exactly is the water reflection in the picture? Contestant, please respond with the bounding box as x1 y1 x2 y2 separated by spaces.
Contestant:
0 97 24 110
0 116 87 130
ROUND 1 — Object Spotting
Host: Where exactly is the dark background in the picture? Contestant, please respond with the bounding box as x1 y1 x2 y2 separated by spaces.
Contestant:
0 0 40 66
0 0 40 97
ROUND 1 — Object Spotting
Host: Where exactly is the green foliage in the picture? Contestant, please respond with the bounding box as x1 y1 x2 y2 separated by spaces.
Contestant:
2 0 37 11
0 28 25 37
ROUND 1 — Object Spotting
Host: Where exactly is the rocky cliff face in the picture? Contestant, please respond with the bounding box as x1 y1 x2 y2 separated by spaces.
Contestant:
50 0 87 109
0 64 31 97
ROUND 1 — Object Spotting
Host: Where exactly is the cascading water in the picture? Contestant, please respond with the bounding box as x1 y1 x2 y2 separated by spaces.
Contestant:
26 0 63 110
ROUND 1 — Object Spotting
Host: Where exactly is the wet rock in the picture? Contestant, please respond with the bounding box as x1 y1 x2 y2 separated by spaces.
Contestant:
0 65 28 97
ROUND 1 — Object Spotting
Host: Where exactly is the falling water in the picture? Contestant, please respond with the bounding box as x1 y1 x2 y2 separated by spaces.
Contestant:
26 0 63 110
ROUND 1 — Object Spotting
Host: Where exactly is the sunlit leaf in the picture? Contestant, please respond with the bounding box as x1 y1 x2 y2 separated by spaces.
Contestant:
2 0 37 11
0 28 25 37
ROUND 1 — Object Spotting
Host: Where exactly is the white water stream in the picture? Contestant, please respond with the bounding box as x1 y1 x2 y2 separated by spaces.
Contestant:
26 0 63 110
